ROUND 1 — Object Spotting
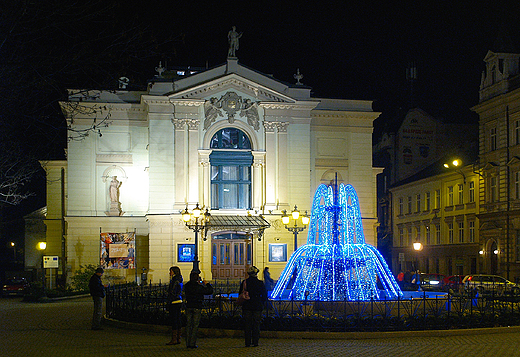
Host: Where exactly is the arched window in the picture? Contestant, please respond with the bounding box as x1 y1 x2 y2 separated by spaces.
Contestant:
210 128 252 209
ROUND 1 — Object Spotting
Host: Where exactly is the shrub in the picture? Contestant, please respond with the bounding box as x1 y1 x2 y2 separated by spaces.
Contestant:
70 264 97 292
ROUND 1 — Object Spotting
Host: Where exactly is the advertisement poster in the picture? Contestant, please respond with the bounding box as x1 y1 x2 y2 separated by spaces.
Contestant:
178 244 196 262
100 232 135 269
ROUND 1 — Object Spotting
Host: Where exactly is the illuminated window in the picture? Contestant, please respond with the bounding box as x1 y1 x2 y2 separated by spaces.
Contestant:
210 128 252 210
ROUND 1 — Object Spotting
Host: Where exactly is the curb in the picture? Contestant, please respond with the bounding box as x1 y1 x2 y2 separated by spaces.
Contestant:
103 316 520 340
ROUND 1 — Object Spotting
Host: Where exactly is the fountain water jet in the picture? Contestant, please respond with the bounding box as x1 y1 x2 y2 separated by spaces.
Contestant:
271 182 402 301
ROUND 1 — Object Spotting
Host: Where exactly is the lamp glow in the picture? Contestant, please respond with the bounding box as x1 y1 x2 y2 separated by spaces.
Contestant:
37 242 47 250
281 210 290 225
413 241 423 251
271 183 402 301
291 206 300 220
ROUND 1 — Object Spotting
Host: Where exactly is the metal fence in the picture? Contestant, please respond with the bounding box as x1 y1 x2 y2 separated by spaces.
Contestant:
105 281 520 332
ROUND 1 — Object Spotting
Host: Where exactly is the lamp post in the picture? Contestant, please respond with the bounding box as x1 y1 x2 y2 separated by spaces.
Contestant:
37 241 47 294
282 206 310 250
412 240 423 272
10 242 16 262
182 203 211 273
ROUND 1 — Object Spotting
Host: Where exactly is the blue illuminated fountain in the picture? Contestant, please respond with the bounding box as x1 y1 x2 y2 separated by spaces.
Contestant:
271 182 402 301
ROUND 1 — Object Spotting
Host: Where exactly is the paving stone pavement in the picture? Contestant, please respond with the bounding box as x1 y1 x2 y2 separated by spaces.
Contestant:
2 296 520 357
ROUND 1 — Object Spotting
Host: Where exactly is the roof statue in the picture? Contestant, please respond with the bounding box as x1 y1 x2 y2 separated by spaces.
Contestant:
294 68 304 85
227 26 242 58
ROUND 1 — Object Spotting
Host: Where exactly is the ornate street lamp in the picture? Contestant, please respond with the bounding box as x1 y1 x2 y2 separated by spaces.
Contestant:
281 205 310 250
182 203 211 273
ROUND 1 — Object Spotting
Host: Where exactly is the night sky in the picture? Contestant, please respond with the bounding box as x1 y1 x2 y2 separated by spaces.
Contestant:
1 1 520 271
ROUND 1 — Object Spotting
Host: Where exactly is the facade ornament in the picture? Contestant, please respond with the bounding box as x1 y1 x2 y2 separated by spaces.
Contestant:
107 176 123 216
118 77 129 89
240 99 260 130
227 26 242 58
204 97 223 129
294 68 304 85
171 117 200 130
155 61 165 78
263 121 289 133
203 91 261 130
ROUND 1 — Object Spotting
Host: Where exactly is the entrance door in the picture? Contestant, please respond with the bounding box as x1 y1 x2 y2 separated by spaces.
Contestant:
211 232 251 279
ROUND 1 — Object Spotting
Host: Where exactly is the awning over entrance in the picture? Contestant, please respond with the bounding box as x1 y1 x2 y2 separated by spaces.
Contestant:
205 215 271 240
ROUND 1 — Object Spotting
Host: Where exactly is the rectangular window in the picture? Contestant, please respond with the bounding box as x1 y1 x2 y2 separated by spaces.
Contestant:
436 224 441 244
425 192 431 211
469 221 475 243
490 176 498 202
448 222 454 244
407 196 412 214
211 165 251 209
416 194 421 212
448 186 454 206
514 120 520 145
516 231 520 262
458 222 464 243
516 172 520 200
469 181 475 203
435 189 441 209
426 225 431 245
458 184 464 205
399 228 404 247
490 127 497 151
407 227 412 246
399 198 404 215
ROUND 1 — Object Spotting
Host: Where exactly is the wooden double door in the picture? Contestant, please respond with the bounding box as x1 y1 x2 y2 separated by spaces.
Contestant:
211 232 252 279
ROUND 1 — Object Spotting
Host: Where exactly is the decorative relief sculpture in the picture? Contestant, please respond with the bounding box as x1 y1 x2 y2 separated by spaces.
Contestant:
227 26 242 58
203 91 260 131
241 99 259 130
204 97 223 130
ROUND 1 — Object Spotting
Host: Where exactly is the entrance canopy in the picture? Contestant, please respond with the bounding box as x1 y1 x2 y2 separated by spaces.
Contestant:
205 215 270 240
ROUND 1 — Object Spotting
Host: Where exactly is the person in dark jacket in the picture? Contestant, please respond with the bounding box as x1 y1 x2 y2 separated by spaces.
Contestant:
263 267 275 292
239 266 268 347
166 266 183 345
89 267 105 330
183 271 213 348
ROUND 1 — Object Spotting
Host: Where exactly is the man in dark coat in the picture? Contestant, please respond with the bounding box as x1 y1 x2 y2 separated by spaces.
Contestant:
239 266 268 347
183 271 213 348
89 267 105 330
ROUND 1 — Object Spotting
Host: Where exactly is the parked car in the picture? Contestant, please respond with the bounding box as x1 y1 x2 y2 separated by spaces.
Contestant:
2 278 29 296
443 275 465 292
462 274 520 295
419 273 446 291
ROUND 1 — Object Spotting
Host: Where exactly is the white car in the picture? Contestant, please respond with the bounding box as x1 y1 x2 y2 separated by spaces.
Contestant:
462 274 520 295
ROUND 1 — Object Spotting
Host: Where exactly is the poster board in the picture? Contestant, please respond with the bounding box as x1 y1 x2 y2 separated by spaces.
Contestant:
100 232 135 269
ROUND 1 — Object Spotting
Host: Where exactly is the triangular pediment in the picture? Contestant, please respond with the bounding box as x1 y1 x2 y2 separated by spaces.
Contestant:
169 73 295 103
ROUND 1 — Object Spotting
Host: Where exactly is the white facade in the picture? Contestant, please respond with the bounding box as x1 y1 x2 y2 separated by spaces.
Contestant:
48 58 380 284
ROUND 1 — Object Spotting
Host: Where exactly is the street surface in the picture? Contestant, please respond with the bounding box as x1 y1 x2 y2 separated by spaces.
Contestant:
1 296 520 356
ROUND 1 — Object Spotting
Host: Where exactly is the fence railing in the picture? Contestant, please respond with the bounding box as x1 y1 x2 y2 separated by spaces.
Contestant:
105 281 520 332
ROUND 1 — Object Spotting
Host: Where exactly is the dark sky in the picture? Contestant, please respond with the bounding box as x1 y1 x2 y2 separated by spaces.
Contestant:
128 2 520 113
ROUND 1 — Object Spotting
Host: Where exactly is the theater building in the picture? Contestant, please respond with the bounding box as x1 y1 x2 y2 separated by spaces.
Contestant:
43 52 380 284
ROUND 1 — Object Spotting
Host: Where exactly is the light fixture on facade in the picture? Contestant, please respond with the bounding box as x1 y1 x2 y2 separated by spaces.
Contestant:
479 250 484 255
494 249 499 255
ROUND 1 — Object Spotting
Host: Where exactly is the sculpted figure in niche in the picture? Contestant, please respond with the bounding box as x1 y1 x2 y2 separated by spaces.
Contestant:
228 26 242 58
109 176 121 203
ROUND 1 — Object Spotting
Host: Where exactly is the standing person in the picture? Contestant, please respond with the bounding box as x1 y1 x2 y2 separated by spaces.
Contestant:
403 270 412 290
397 271 404 289
166 266 183 345
411 270 422 291
183 271 213 349
263 267 275 292
89 267 105 330
239 266 268 347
